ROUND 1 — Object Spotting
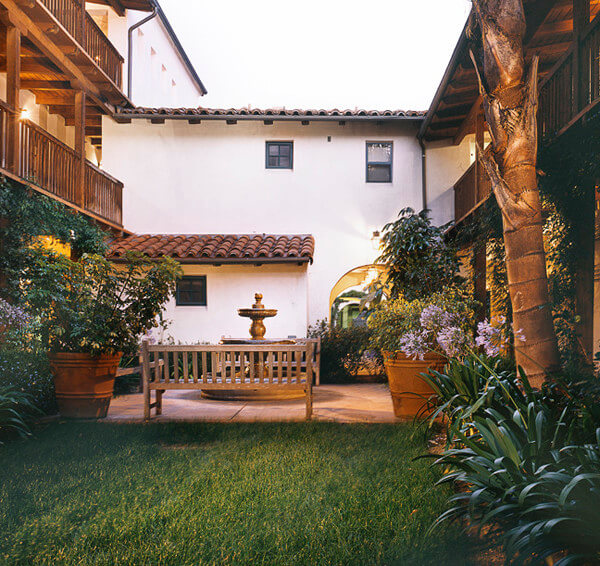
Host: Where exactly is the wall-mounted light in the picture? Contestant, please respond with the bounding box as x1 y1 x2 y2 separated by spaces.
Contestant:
371 230 382 250
20 108 30 120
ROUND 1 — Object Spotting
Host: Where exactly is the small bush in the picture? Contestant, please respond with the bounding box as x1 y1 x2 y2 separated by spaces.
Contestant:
309 320 384 383
0 350 56 415
0 385 40 441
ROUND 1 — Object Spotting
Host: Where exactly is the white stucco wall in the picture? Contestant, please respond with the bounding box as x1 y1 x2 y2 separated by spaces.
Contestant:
87 3 203 107
102 118 423 335
424 136 473 226
156 264 308 344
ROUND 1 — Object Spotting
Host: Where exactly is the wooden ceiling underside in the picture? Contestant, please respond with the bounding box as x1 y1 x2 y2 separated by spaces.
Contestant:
90 0 153 14
422 0 600 142
0 23 103 143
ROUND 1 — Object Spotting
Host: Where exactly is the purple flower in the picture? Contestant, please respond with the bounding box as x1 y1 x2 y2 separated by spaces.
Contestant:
476 318 506 357
399 330 429 360
437 325 471 358
0 299 30 332
420 305 456 334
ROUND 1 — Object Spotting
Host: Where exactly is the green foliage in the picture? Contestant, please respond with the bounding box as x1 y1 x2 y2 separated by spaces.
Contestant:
425 356 600 564
308 320 383 383
0 385 40 442
368 289 475 354
0 421 477 565
377 208 463 301
0 180 108 298
0 350 56 414
22 250 182 356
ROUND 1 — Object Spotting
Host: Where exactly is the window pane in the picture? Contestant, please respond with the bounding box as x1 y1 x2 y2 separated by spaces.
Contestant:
268 156 279 167
268 144 279 156
279 156 290 168
367 143 392 163
279 144 290 157
177 277 206 305
367 164 391 182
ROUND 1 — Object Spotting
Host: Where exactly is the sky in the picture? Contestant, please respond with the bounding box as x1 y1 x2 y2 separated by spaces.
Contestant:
159 0 472 111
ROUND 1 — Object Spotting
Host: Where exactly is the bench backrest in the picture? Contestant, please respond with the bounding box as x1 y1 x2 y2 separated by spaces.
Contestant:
141 342 314 387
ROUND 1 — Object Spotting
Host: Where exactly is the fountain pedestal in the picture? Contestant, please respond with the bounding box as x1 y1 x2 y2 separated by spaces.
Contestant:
201 293 304 401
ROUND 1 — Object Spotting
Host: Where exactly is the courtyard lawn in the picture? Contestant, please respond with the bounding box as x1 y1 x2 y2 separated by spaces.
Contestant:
0 422 475 565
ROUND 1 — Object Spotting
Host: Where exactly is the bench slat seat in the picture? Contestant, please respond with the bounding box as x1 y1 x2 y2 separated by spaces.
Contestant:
141 340 314 420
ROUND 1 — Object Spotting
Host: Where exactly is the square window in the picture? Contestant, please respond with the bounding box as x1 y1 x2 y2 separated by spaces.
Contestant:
366 142 393 183
176 276 207 306
266 142 293 169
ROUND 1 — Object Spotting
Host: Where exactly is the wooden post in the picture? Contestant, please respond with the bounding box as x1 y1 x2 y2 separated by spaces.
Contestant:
473 109 487 323
74 89 86 207
6 25 20 174
306 342 314 420
573 0 590 114
79 0 86 45
141 339 151 421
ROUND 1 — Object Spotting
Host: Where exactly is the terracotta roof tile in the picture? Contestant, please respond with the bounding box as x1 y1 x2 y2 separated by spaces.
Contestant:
116 106 426 121
108 234 315 264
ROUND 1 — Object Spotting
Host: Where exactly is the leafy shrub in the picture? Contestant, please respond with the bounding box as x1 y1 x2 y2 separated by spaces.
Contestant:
0 385 41 441
0 350 56 414
22 250 181 356
377 208 463 301
308 320 383 383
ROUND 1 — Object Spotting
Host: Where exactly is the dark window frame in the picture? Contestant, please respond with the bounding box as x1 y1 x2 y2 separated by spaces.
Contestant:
175 276 207 306
365 141 393 183
266 141 294 170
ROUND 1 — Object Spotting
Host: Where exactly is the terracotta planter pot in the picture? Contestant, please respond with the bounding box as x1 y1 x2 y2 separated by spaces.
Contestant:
49 352 122 419
383 351 446 418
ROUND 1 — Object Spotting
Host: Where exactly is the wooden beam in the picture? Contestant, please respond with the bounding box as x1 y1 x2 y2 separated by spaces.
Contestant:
74 90 86 207
6 25 20 173
21 79 72 89
0 0 119 113
453 96 483 145
105 0 126 17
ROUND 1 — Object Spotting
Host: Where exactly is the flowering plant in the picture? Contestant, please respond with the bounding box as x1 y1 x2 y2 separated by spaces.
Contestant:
368 290 475 358
368 290 518 360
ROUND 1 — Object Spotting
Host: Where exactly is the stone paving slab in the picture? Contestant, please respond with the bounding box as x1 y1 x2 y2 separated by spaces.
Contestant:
106 384 400 423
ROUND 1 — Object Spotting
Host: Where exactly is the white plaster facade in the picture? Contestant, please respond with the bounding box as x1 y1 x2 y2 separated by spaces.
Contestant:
102 118 424 341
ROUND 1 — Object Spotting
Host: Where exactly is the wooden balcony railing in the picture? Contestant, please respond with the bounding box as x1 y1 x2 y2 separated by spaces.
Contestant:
539 12 600 140
454 150 492 223
0 100 123 227
38 0 123 87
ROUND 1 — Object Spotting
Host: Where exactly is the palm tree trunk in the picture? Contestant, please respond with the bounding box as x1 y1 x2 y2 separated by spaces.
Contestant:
469 0 559 386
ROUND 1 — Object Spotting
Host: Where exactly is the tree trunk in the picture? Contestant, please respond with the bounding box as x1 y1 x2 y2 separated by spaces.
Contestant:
469 0 560 386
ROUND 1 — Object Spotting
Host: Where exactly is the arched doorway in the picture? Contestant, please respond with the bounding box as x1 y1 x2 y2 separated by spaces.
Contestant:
329 265 386 328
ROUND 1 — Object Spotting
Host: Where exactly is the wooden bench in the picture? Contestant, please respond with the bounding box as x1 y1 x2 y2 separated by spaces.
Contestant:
141 341 315 420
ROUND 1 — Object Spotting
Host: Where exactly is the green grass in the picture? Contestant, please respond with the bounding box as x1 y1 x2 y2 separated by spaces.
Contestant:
0 422 474 565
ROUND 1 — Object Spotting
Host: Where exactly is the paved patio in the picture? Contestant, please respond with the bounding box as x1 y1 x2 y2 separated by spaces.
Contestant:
107 383 400 423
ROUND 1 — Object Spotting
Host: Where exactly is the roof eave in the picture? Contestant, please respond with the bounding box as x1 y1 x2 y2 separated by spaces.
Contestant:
114 113 425 123
109 256 313 265
418 18 470 141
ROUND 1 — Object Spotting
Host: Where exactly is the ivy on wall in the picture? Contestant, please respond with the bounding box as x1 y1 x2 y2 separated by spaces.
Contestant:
454 110 600 370
0 178 108 298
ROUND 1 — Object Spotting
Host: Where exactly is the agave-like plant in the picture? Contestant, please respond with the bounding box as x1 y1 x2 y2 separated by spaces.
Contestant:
0 385 39 440
425 356 600 564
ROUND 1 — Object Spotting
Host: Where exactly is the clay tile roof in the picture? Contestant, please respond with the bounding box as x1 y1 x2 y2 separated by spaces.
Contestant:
108 234 315 264
116 106 426 121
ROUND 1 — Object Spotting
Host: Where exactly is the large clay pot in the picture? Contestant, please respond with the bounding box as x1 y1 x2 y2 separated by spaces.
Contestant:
49 352 122 419
383 351 446 418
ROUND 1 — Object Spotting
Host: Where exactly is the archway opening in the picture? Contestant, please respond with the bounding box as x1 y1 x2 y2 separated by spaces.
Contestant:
329 265 386 328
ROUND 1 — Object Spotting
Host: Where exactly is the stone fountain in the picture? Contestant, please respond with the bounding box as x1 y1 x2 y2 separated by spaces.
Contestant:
237 293 278 341
203 293 303 401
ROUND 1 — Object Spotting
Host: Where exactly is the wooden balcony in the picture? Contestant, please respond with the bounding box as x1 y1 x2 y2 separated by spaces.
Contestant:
0 99 123 228
453 150 493 224
2 0 128 106
539 10 600 140
38 0 123 88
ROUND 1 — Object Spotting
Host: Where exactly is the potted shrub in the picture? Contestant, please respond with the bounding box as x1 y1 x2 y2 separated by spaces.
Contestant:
23 249 181 418
369 291 474 418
